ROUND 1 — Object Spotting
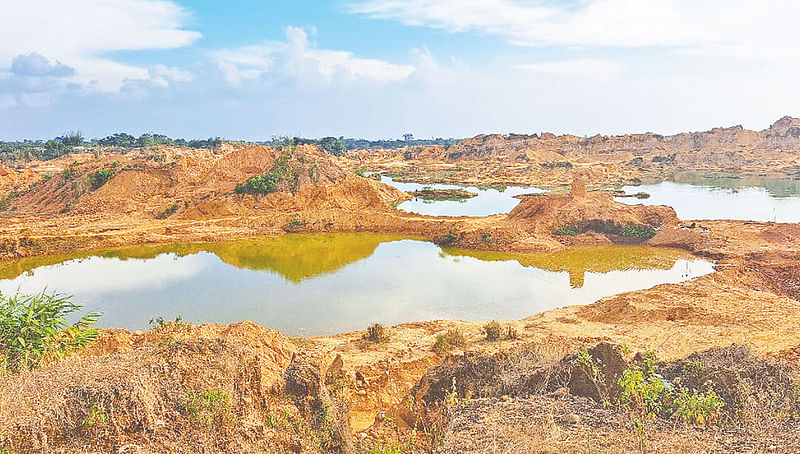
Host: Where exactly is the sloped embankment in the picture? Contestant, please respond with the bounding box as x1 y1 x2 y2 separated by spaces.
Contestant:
4 144 409 220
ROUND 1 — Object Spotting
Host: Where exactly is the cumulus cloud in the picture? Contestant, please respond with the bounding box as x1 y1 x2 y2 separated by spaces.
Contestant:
212 26 416 87
0 0 200 92
10 53 74 77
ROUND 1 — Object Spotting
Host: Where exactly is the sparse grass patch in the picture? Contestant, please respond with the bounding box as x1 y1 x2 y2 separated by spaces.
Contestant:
185 388 233 426
61 161 80 179
81 403 110 436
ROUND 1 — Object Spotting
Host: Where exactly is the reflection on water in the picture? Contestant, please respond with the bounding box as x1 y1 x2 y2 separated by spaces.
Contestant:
442 246 693 288
380 176 545 217
0 234 714 336
616 173 800 222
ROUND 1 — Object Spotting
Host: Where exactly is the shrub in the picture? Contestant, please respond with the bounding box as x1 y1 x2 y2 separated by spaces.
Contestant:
619 366 673 418
62 161 80 179
433 328 467 354
0 292 101 372
553 224 580 236
674 388 724 426
437 232 458 246
483 321 501 341
235 148 294 194
155 204 179 219
620 222 656 240
88 168 114 190
618 352 725 426
364 323 389 343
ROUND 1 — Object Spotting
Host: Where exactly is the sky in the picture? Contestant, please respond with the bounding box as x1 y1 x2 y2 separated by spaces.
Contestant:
1 0 799 141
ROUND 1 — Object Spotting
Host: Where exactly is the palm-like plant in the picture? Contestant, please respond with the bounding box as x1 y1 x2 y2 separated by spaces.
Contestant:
0 292 101 372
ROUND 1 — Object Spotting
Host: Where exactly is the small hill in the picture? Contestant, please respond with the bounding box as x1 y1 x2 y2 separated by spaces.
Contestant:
3 144 408 219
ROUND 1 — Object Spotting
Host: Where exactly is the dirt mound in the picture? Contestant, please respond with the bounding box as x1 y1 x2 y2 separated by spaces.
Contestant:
0 164 38 193
509 177 678 239
3 144 408 220
0 321 352 453
418 343 800 453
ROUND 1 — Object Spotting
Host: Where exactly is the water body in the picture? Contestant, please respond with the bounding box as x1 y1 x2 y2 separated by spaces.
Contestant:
380 176 545 217
0 234 714 336
615 172 800 223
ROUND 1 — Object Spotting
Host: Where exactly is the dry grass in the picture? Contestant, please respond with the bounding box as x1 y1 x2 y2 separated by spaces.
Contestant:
0 322 356 454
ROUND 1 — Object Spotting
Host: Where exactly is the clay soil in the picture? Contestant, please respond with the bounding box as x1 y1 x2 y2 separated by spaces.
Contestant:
1 132 800 452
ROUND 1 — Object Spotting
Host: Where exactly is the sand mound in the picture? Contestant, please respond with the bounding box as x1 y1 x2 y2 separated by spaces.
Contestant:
4 144 408 219
509 177 678 237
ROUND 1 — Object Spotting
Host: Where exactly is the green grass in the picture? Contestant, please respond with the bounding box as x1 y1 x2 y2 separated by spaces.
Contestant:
185 388 233 426
0 292 101 372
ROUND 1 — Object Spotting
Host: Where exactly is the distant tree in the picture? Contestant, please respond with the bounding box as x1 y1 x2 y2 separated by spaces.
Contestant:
403 133 414 142
317 136 346 156
97 133 136 147
37 139 72 160
135 133 174 147
58 131 84 147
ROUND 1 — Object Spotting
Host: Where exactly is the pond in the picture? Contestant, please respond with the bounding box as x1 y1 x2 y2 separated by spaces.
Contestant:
615 172 800 223
380 176 545 217
0 234 715 336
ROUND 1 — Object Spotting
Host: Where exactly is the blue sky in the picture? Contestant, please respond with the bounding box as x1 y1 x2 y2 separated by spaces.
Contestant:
2 0 800 140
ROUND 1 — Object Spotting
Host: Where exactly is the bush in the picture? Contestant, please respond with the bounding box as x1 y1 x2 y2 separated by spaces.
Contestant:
674 388 724 426
364 323 389 343
0 292 101 372
620 222 656 240
436 232 458 246
618 353 725 426
235 148 294 194
155 204 179 219
433 329 467 354
88 168 114 190
553 224 580 236
483 321 501 341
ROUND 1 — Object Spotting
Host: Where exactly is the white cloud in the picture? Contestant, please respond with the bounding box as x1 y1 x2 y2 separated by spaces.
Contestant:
348 0 800 60
212 26 416 87
515 59 623 79
0 0 201 92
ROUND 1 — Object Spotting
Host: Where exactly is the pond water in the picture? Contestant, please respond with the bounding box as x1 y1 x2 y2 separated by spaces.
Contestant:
615 172 800 223
0 234 714 336
380 176 545 217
